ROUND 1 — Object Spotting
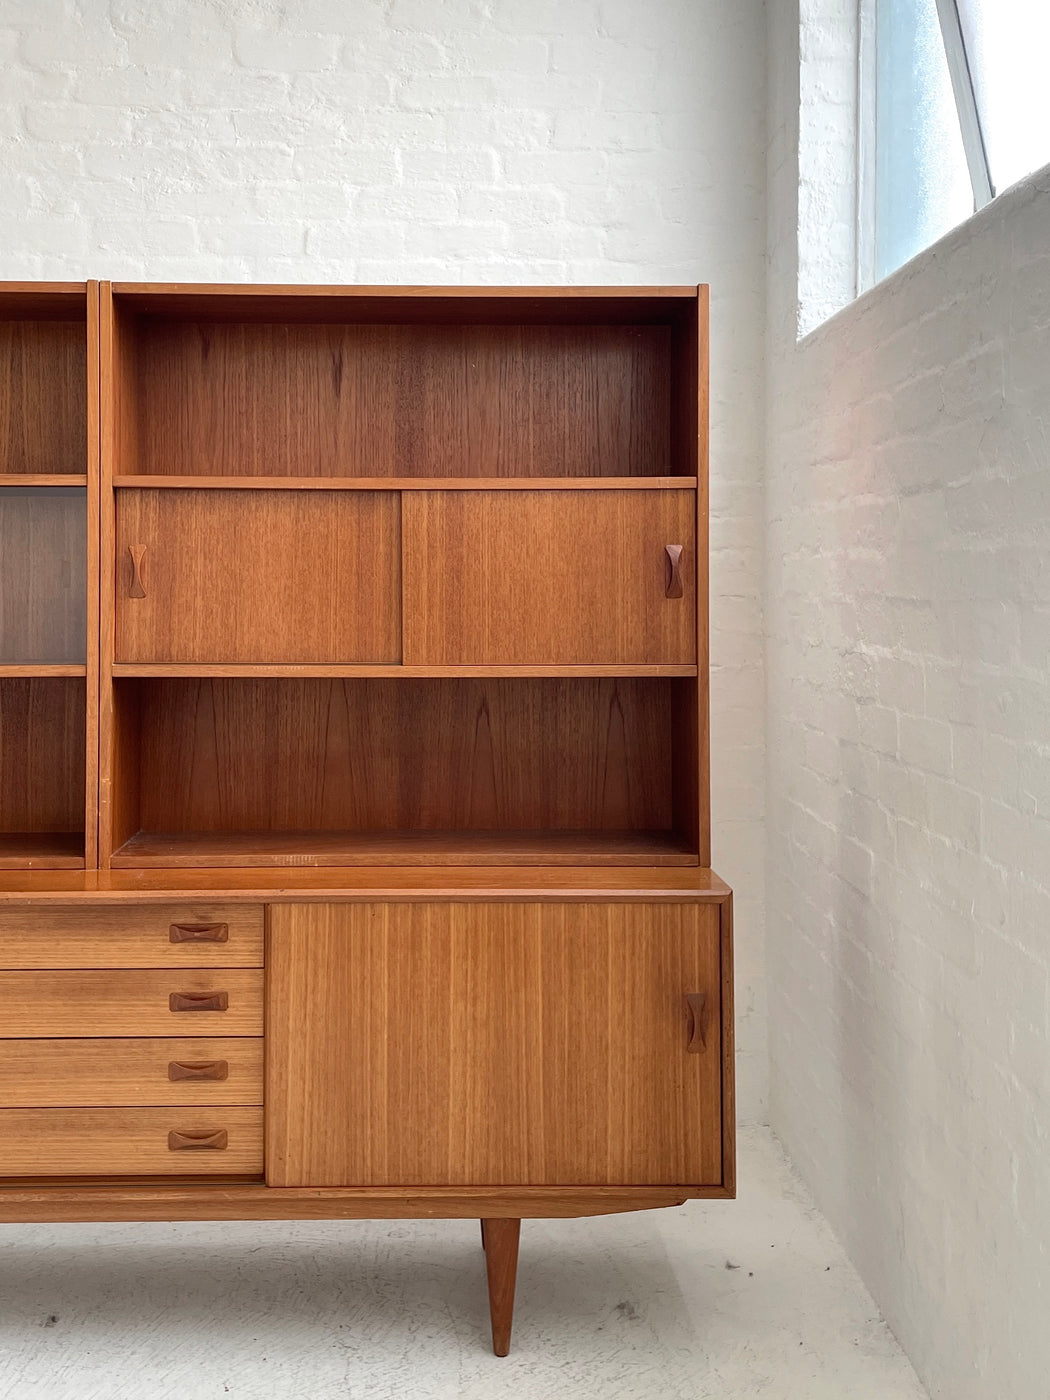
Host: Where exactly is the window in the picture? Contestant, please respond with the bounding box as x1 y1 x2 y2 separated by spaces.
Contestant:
860 0 1050 287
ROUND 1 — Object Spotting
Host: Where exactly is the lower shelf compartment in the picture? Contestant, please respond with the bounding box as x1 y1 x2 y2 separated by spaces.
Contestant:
110 829 699 869
0 832 84 869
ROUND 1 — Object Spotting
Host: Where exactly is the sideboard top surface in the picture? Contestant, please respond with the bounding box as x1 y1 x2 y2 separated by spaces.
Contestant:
0 865 731 904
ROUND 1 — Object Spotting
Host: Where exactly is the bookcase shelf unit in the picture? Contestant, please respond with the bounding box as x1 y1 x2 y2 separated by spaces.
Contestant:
98 283 710 873
0 284 99 869
0 282 730 1359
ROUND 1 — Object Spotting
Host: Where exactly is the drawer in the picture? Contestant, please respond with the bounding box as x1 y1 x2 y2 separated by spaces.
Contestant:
0 970 263 1037
0 1107 263 1176
0 904 263 968
0 1038 263 1107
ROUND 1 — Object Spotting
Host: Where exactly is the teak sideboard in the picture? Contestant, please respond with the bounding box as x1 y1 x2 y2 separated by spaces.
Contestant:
0 281 733 1356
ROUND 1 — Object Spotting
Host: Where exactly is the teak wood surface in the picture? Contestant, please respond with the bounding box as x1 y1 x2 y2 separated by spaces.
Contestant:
0 864 730 902
266 901 722 1189
0 1106 263 1175
0 317 86 476
0 679 85 862
0 1037 264 1107
114 489 401 664
0 969 263 1036
402 489 697 666
0 901 263 967
121 321 675 479
103 676 692 865
0 281 729 1297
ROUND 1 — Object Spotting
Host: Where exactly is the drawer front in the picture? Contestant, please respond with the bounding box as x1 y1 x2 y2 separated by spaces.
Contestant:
115 489 401 664
0 1107 263 1176
0 970 263 1037
0 1038 263 1107
0 904 264 968
402 489 697 666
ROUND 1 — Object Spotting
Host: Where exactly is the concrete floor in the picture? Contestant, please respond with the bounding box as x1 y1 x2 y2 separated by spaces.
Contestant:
0 1127 927 1400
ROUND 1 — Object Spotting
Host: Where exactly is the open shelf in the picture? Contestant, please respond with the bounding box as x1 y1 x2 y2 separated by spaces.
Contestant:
0 664 87 678
0 474 88 487
105 676 701 869
111 475 699 491
0 310 87 476
108 291 702 481
110 829 697 869
0 677 86 870
0 832 84 869
110 663 698 679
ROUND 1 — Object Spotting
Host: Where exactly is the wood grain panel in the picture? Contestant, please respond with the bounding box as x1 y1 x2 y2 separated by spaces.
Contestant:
111 829 694 868
0 1107 262 1175
0 320 86 475
129 322 671 478
0 902 263 967
0 487 86 663
0 834 83 869
0 1183 707 1223
402 491 696 665
127 677 673 837
0 679 85 862
0 969 262 1036
267 902 722 1188
0 864 732 902
85 280 101 870
114 490 400 664
0 1038 263 1106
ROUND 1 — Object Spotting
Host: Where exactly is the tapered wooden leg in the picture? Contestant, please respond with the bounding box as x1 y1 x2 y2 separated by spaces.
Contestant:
481 1217 520 1356
480 1218 488 1250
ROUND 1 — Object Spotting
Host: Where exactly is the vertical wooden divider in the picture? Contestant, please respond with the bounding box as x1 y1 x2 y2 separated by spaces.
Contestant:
85 281 101 869
97 281 115 869
697 284 711 867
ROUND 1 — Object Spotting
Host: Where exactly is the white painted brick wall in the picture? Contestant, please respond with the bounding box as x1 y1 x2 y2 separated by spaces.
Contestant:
0 0 768 1118
768 3 1050 1394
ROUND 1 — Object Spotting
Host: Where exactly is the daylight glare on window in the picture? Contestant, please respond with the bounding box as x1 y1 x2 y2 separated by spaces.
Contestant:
956 0 1050 195
874 0 973 282
867 0 1050 290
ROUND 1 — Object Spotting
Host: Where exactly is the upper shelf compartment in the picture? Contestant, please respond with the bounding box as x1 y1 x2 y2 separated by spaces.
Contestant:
0 285 88 479
105 285 705 481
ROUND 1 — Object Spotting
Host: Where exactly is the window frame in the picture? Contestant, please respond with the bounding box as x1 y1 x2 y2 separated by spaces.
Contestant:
856 0 995 294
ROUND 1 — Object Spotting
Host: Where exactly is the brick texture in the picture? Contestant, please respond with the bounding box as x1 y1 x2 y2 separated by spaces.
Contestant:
768 3 1050 1395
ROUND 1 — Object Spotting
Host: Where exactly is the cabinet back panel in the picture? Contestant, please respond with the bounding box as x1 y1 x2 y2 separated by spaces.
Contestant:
0 488 86 664
128 678 674 834
128 321 672 477
0 679 84 834
0 321 86 475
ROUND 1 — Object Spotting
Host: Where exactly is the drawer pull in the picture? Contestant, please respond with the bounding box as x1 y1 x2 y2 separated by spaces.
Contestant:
169 922 229 944
665 544 684 598
685 992 707 1052
128 544 148 598
169 991 229 1013
168 1060 229 1082
168 1128 228 1151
